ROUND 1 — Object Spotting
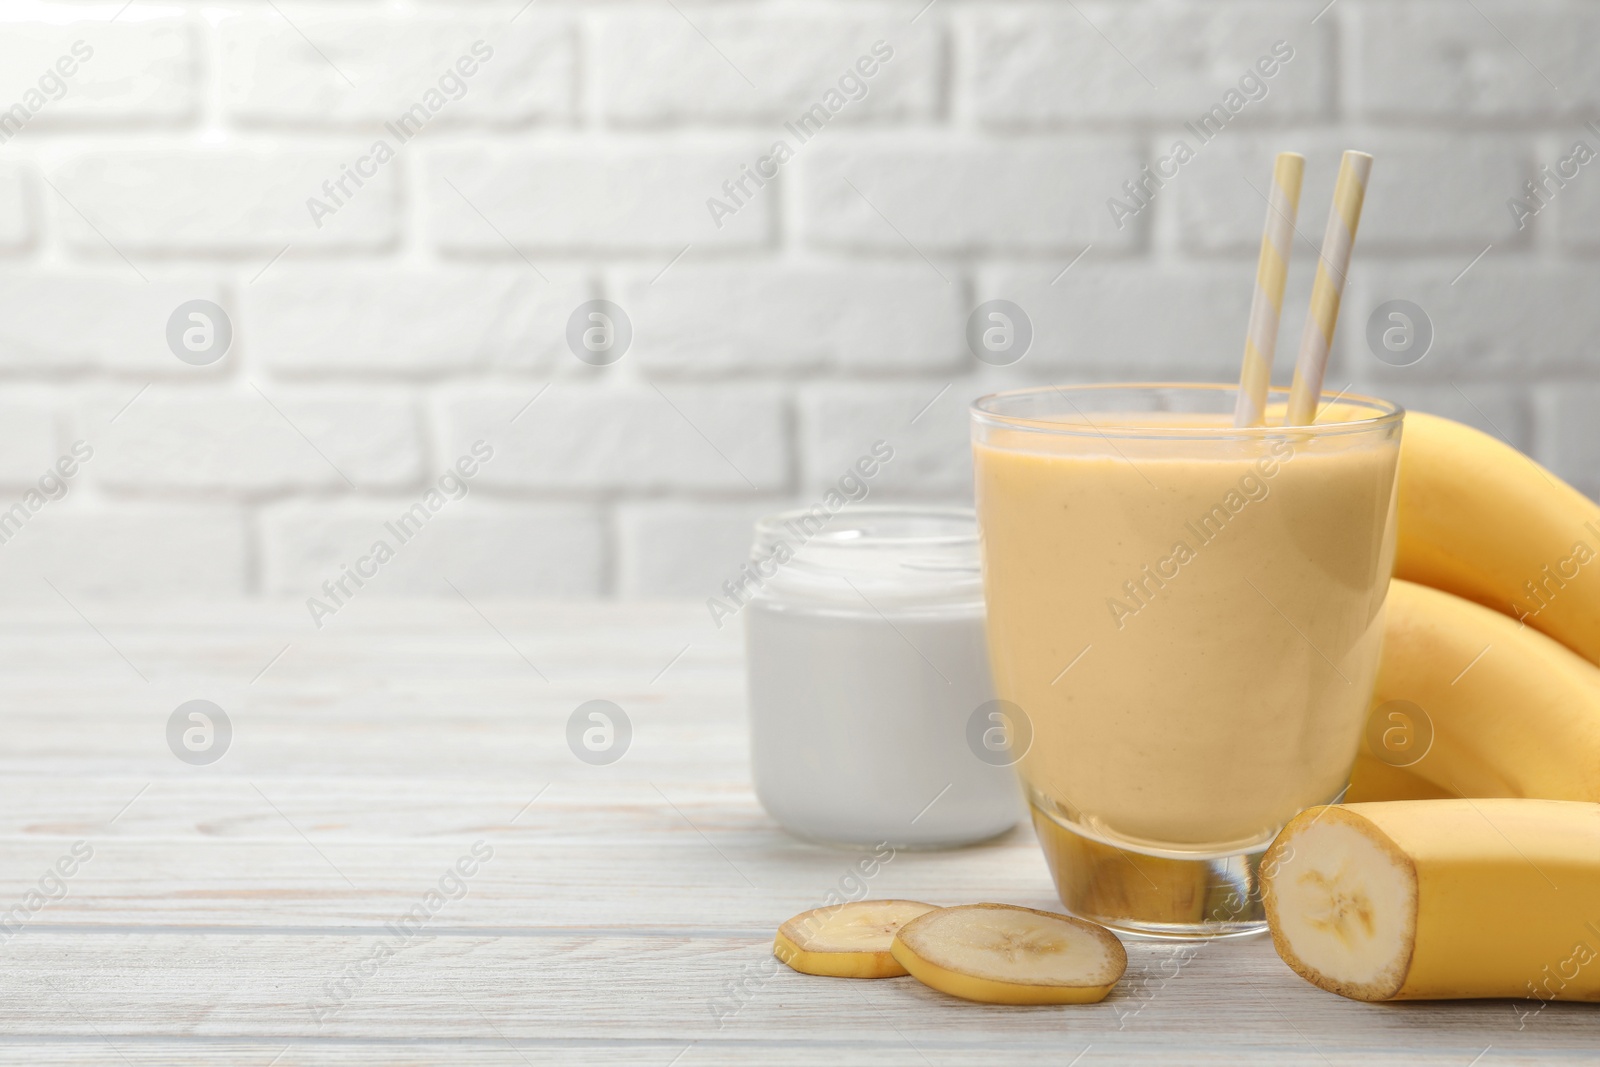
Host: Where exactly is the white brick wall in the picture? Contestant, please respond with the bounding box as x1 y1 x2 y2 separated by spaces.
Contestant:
617 263 966 375
0 0 1596 602
245 267 585 375
0 164 28 248
220 14 576 126
595 12 941 124
799 136 1144 252
95 389 423 492
429 143 774 252
0 16 197 121
0 397 58 485
958 5 1334 124
443 383 789 492
0 273 222 372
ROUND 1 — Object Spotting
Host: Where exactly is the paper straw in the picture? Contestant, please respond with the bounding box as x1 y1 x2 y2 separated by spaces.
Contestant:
1232 152 1305 427
1285 150 1373 426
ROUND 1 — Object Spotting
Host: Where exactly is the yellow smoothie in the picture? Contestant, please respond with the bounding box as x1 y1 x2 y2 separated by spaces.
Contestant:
975 411 1399 852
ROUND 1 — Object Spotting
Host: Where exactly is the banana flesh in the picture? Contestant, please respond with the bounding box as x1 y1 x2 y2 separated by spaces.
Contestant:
773 899 937 978
890 903 1126 1005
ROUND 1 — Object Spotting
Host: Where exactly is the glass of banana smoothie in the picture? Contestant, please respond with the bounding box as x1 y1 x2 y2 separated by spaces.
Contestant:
972 384 1402 938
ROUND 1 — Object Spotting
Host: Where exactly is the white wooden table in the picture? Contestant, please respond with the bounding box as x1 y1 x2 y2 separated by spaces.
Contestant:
1 600 1593 1065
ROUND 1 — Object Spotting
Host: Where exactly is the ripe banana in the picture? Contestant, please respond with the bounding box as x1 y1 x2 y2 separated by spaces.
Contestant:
1397 411 1600 665
1345 753 1451 803
1263 799 1600 1002
890 903 1126 1005
1354 579 1600 802
773 900 937 978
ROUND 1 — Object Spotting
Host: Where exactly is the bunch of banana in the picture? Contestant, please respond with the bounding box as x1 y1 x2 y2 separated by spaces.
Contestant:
1266 413 1600 1003
1348 578 1600 802
1348 412 1600 803
1395 411 1600 663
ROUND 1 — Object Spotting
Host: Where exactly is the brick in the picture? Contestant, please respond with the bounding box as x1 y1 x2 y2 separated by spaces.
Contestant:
261 501 605 600
961 4 1329 125
442 384 788 492
0 17 195 127
798 137 1143 253
0 506 248 601
596 13 937 124
0 399 56 486
0 273 224 374
978 262 1254 379
429 144 772 252
246 267 588 376
614 263 966 376
49 151 399 253
617 501 775 600
1355 2 1600 119
1178 134 1531 255
1349 382 1530 454
93 390 422 494
0 163 28 249
1535 384 1600 498
1552 134 1600 251
797 383 977 495
222 13 574 126
1352 262 1600 379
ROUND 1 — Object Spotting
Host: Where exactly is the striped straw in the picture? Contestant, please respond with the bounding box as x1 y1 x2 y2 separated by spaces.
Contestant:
1285 150 1373 426
1232 152 1305 427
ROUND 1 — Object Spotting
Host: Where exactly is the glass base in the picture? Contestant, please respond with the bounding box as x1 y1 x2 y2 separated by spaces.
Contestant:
782 819 1019 853
1030 803 1270 940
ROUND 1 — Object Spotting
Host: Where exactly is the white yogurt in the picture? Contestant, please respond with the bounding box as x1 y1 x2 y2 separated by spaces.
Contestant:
743 507 1020 848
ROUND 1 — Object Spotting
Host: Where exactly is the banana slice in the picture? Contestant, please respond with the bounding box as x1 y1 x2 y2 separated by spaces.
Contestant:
890 903 1126 1004
774 900 939 978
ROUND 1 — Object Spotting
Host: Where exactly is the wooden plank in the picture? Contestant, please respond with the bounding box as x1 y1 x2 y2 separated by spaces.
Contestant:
0 932 1588 1058
0 779 774 840
0 1044 1577 1067
0 694 749 779
0 601 736 683
0 825 1053 930
0 602 748 779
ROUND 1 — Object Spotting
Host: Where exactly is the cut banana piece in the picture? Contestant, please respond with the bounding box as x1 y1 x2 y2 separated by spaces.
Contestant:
774 900 938 978
890 903 1126 1004
1263 800 1600 1001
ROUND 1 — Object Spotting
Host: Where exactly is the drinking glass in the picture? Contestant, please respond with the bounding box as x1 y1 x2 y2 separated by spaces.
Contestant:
972 383 1402 938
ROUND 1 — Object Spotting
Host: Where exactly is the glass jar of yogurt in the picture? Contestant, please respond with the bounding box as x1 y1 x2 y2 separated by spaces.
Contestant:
743 505 1020 848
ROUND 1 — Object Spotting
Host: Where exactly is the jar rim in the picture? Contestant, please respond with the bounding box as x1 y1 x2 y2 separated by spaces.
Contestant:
753 504 978 550
750 505 982 606
970 383 1404 440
